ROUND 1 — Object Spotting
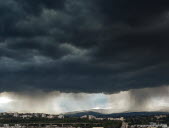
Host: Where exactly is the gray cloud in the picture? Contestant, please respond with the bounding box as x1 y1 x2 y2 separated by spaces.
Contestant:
129 86 169 112
0 91 110 113
0 86 169 113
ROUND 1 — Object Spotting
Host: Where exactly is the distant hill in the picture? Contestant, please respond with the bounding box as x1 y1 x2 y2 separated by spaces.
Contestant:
65 111 103 117
64 110 169 118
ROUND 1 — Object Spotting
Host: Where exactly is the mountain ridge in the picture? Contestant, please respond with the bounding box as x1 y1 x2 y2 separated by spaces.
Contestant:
64 109 169 117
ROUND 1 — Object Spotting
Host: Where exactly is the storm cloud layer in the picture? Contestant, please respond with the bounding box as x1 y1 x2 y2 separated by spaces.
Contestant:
0 0 169 93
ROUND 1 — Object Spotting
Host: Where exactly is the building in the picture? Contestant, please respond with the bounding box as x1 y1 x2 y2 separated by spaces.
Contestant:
130 122 168 128
80 115 88 119
21 114 32 119
34 113 40 117
93 127 104 128
154 115 167 119
42 114 47 118
108 117 125 121
2 112 7 116
14 113 19 117
15 124 21 127
95 118 104 120
4 124 9 127
58 114 64 119
47 115 55 119
121 122 128 128
88 115 96 120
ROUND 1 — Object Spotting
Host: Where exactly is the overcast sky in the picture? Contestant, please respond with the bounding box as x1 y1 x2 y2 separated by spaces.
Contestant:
0 0 169 113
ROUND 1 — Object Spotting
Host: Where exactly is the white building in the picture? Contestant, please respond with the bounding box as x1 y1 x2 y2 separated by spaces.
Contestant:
154 115 167 119
2 112 7 116
95 118 104 120
81 115 88 119
108 117 125 121
93 127 104 128
34 113 40 117
42 114 47 118
21 114 32 119
14 113 19 117
58 114 64 119
88 115 96 120
15 124 21 127
4 124 9 127
47 115 55 119
121 122 128 128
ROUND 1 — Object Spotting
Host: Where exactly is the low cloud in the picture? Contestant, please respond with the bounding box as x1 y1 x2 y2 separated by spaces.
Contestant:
0 86 169 113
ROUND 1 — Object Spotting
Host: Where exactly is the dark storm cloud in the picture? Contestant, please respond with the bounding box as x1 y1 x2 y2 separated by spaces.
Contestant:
0 0 169 93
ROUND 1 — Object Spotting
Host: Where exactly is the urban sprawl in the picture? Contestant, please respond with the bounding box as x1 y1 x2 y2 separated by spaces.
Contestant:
0 113 168 128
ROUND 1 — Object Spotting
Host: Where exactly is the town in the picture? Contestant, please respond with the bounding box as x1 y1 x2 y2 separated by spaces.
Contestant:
0 113 168 128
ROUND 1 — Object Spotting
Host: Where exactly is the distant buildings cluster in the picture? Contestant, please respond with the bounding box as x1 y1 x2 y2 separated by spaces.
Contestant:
130 122 168 128
80 115 125 121
0 123 104 128
0 112 64 119
154 115 167 120
0 125 104 128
